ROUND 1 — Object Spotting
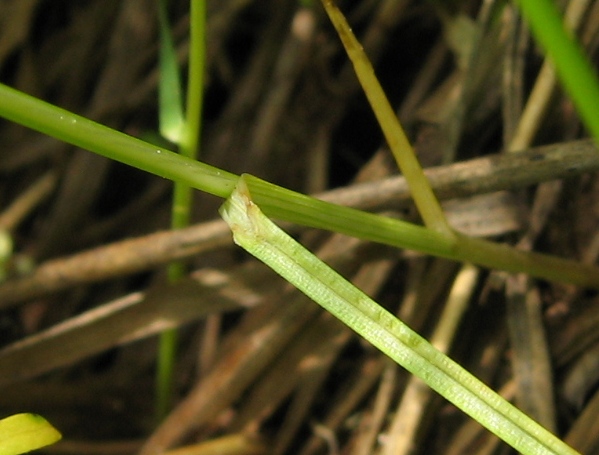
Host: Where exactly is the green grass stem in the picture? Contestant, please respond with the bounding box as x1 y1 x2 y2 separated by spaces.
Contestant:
515 0 599 142
0 82 237 197
181 0 206 157
156 0 185 420
156 0 207 419
244 174 599 288
1 82 599 288
321 0 454 239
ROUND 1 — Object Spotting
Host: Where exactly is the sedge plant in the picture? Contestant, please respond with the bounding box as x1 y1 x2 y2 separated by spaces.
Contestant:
0 0 598 453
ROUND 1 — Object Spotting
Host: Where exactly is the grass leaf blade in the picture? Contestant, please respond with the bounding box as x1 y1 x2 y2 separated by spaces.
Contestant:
158 0 185 143
220 175 580 455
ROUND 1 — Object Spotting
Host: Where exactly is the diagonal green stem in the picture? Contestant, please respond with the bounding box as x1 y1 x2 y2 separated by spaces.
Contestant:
321 0 453 238
1 83 599 288
514 0 599 144
243 174 599 287
0 82 238 197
